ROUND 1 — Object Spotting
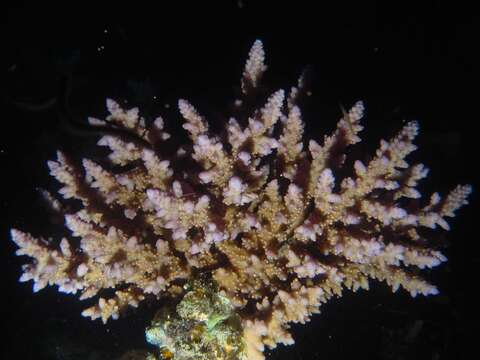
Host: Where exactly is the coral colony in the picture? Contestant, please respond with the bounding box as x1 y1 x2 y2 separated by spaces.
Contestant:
11 40 471 359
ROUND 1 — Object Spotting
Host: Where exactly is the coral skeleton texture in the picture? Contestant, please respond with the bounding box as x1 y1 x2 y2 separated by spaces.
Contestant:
11 40 471 359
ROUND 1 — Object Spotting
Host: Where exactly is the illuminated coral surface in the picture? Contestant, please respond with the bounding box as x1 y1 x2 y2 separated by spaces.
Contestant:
11 40 471 359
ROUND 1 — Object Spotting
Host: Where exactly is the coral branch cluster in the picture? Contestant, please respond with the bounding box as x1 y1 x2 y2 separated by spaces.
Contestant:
11 40 471 359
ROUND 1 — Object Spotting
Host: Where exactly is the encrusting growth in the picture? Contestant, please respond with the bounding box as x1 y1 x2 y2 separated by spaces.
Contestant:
11 40 471 359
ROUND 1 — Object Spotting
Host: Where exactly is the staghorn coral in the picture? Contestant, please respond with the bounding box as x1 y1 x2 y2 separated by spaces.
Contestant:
10 40 471 359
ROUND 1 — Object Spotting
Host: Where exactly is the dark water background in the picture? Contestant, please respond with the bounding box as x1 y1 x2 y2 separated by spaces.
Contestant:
1 1 476 359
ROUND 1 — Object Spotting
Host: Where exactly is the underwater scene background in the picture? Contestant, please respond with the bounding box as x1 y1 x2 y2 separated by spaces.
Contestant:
1 1 476 359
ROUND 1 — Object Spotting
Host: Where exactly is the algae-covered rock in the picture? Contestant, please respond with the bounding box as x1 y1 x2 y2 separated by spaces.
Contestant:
145 278 245 360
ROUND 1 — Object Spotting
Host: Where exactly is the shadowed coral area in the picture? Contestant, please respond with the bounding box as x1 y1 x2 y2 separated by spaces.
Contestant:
10 40 471 359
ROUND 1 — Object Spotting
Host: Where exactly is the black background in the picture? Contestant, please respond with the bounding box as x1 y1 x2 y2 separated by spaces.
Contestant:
1 1 477 359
